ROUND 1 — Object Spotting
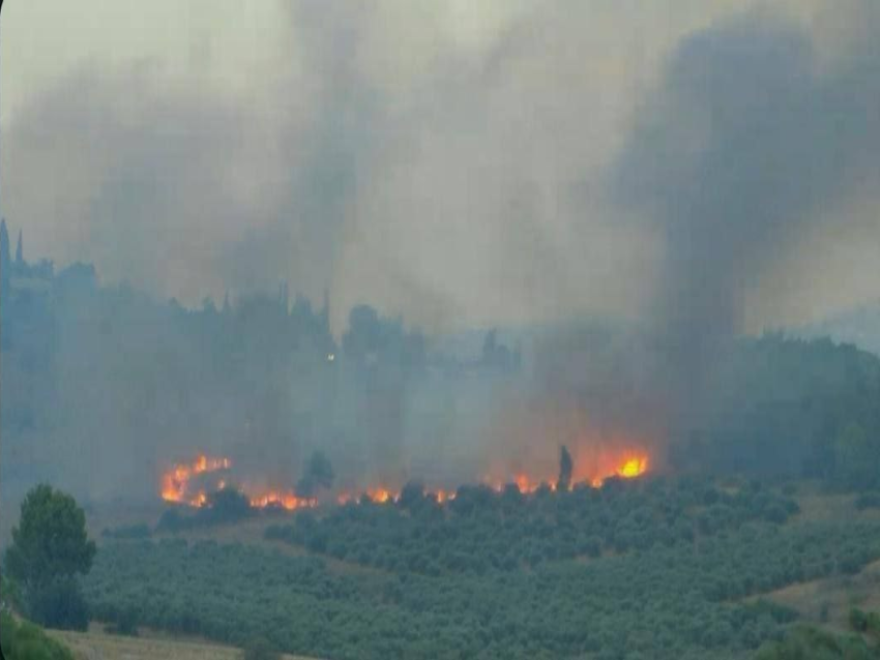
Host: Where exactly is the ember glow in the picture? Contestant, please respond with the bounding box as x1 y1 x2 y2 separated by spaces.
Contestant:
248 492 317 511
367 487 395 504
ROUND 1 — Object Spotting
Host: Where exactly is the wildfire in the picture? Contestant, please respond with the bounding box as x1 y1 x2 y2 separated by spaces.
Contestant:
434 489 455 504
249 492 317 511
367 487 395 504
161 456 320 511
617 456 648 479
161 454 232 507
486 450 652 493
589 452 650 487
161 450 651 512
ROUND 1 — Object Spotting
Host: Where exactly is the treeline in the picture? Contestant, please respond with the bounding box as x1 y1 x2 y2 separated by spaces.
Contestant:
672 335 880 491
265 476 801 575
4 241 880 506
0 252 434 502
1 248 522 504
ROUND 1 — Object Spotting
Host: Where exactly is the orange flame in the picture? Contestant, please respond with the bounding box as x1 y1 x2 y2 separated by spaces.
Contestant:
249 492 318 511
367 487 396 504
585 452 650 488
484 450 651 494
161 454 232 507
161 448 651 512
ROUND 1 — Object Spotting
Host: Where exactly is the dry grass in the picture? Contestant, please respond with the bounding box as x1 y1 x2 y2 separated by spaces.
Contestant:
747 558 880 633
48 627 320 660
737 486 880 632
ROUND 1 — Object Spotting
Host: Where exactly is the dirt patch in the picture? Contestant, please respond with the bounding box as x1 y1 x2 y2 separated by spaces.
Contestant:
48 628 320 660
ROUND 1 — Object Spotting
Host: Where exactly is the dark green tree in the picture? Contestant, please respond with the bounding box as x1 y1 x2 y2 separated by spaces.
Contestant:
834 423 879 490
201 487 253 524
297 450 335 497
559 445 574 492
4 485 96 591
4 485 96 630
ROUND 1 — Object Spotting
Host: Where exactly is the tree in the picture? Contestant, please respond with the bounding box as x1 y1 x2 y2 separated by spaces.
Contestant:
0 219 9 278
27 577 90 631
4 485 96 591
399 481 426 510
297 451 335 498
15 228 23 265
558 446 574 492
4 485 96 630
834 423 879 490
201 487 253 525
342 304 382 361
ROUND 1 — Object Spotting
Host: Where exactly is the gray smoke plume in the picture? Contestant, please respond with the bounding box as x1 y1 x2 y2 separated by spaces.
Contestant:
612 7 880 413
3 3 880 513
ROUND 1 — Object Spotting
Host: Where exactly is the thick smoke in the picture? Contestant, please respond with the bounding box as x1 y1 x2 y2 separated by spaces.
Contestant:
3 1 673 332
3 3 880 512
613 8 880 402
484 4 880 461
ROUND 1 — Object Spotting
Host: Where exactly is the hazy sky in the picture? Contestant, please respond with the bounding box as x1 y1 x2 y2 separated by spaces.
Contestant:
2 0 877 334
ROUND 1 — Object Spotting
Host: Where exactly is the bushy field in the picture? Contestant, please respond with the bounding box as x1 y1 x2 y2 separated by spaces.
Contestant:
266 476 801 575
83 478 880 660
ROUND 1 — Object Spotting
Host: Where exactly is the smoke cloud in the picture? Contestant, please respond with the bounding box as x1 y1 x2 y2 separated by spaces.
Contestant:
3 2 880 510
608 4 880 415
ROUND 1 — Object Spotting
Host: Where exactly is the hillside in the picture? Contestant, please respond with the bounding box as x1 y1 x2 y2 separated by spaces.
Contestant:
82 477 880 660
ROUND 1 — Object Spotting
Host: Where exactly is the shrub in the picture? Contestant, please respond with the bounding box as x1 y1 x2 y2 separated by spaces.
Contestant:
27 577 90 631
0 611 76 660
849 607 868 633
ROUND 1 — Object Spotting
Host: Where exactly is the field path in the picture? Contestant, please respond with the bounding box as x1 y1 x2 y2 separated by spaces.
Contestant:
48 629 320 660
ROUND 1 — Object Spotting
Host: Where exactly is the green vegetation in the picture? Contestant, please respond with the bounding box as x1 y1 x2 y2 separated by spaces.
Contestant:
856 493 880 511
755 606 880 659
673 336 880 492
101 524 153 540
755 625 878 659
265 476 800 574
4 485 96 631
0 611 76 660
156 487 255 533
84 477 880 660
296 451 336 499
